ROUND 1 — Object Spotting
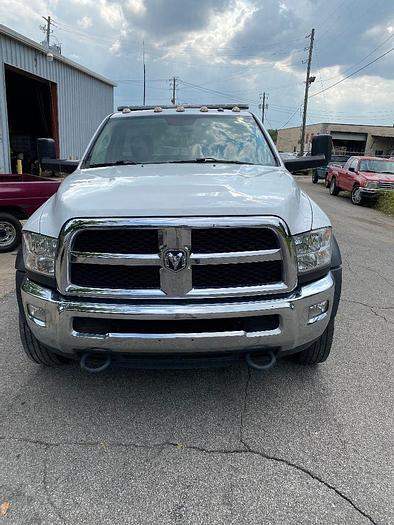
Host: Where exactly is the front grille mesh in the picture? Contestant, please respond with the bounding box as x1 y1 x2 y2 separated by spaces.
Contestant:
73 228 159 254
73 315 280 335
192 228 279 253
71 264 160 289
193 261 282 288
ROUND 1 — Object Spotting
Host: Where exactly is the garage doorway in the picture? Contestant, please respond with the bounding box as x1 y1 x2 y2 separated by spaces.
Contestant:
4 65 59 173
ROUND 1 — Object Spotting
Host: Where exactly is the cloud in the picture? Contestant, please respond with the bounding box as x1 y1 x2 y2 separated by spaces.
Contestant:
77 16 92 28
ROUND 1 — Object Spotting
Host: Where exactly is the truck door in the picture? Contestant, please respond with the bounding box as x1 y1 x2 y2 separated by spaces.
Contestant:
343 158 358 191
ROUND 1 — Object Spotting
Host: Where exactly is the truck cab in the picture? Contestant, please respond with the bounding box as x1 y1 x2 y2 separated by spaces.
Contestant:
327 156 394 205
16 105 342 372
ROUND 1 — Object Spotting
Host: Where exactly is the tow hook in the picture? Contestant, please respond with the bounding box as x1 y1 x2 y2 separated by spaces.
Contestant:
80 351 112 373
245 351 276 371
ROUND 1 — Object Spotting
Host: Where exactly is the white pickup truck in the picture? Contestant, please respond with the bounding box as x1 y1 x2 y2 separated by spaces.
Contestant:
16 105 341 372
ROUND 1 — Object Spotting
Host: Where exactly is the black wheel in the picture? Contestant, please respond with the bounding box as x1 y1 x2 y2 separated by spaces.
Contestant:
0 213 22 253
19 315 71 366
329 177 340 196
351 185 364 206
312 172 319 184
293 319 334 365
325 176 330 188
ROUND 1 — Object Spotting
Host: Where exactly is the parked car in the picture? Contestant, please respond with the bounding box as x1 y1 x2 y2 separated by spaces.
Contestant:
327 156 394 205
16 105 341 372
0 174 60 252
312 155 349 184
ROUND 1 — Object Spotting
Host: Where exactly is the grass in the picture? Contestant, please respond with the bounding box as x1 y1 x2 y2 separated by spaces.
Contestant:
375 191 394 216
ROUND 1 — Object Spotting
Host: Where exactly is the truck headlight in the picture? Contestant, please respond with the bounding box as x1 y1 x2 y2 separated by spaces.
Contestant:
293 228 332 273
366 181 378 189
23 232 58 276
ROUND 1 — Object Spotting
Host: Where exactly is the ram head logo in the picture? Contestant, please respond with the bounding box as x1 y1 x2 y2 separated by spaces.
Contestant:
163 249 187 272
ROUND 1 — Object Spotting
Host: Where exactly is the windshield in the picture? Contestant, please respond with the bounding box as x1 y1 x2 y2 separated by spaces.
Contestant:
84 114 277 167
359 159 394 174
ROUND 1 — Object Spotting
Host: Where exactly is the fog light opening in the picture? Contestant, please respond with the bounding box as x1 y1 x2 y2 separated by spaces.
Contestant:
27 304 47 327
308 300 329 324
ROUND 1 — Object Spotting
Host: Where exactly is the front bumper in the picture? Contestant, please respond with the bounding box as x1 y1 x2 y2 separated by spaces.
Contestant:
360 187 394 199
21 274 335 356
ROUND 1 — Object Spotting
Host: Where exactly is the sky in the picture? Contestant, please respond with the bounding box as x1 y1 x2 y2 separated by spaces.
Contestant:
1 0 393 129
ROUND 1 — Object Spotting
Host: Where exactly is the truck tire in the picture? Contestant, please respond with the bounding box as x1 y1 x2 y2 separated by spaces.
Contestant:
19 315 71 366
294 319 335 365
351 185 364 206
329 177 340 196
0 213 22 253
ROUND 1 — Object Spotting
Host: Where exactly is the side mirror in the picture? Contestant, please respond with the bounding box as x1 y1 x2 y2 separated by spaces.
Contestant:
40 158 79 174
283 155 326 173
348 166 355 172
37 138 56 162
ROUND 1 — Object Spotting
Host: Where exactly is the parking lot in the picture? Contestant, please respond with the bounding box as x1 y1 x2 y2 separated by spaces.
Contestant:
0 178 393 525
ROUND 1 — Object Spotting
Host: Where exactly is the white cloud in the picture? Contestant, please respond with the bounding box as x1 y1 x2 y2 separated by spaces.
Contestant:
127 0 145 15
77 16 92 29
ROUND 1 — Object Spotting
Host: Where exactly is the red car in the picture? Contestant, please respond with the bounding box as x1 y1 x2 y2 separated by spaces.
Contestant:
326 156 394 205
0 174 60 252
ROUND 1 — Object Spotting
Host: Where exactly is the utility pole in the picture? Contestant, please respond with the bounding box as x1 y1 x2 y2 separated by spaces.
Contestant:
41 15 52 47
300 28 315 155
171 76 177 105
259 92 268 125
142 41 146 106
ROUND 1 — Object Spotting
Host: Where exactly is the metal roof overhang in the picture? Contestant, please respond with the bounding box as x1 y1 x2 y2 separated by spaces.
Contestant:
331 131 367 141
0 24 116 87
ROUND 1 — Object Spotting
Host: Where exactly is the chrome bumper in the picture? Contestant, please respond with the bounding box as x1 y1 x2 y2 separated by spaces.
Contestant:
21 274 335 355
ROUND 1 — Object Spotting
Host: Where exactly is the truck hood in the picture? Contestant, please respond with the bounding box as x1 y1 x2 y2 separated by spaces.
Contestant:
27 164 328 237
359 171 394 182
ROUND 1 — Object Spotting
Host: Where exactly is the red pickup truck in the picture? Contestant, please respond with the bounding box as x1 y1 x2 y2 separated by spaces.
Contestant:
327 156 394 205
0 174 60 252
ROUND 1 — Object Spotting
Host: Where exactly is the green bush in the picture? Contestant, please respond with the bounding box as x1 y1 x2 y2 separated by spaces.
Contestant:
375 192 394 216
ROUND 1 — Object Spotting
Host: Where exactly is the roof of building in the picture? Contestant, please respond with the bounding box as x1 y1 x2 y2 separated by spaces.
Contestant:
0 24 116 87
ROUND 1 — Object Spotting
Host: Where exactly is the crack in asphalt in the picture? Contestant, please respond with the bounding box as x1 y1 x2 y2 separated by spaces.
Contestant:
0 370 378 525
342 299 391 324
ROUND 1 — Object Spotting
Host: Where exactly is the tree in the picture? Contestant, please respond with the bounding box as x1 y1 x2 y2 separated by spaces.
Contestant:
267 129 278 143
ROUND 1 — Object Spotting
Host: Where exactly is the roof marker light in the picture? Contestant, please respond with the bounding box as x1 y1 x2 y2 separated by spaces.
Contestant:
153 106 163 112
176 105 185 112
200 106 209 112
232 106 240 112
122 107 131 113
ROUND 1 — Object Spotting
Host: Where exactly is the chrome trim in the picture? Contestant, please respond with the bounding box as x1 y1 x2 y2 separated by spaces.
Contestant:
56 217 297 300
21 273 334 354
190 248 281 265
71 252 161 266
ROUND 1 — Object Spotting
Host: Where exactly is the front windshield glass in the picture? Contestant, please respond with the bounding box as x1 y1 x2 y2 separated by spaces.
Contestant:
85 114 277 167
359 159 394 174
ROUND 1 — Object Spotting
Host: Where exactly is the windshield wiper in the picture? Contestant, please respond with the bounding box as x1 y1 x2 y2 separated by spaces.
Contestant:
89 160 137 168
163 158 255 165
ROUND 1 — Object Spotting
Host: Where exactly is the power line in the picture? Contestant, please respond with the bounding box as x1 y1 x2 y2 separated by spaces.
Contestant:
309 46 394 98
279 104 303 129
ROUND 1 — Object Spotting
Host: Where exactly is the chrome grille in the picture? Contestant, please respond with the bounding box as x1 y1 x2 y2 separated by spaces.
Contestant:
57 217 297 300
378 181 394 190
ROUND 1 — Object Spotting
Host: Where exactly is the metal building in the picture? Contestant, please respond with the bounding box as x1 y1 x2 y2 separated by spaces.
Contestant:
0 24 115 173
277 122 394 157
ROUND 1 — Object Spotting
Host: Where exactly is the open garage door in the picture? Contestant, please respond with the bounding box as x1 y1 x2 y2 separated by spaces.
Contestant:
4 65 59 173
331 131 367 156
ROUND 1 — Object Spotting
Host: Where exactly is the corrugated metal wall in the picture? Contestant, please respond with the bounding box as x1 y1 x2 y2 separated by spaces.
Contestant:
0 31 114 172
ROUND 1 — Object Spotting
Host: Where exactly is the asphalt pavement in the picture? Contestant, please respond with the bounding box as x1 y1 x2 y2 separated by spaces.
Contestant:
0 178 393 524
